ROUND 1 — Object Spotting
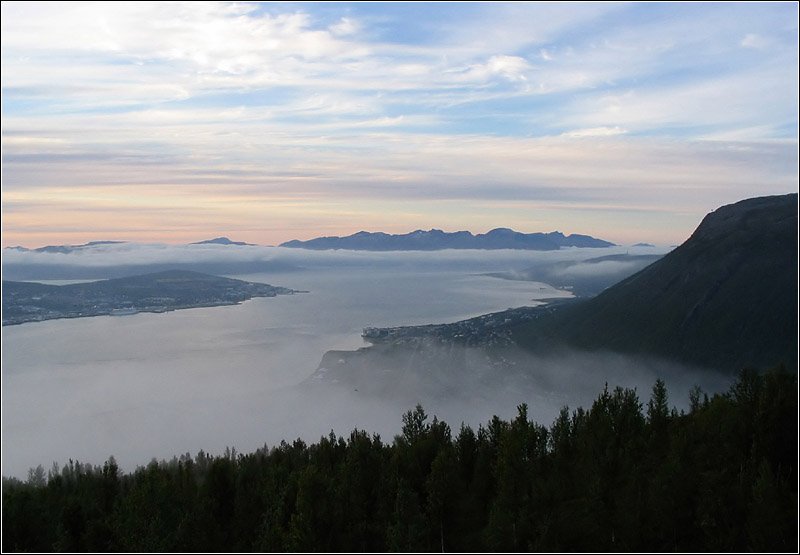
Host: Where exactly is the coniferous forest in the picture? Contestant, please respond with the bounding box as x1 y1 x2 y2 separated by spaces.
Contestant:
2 367 796 553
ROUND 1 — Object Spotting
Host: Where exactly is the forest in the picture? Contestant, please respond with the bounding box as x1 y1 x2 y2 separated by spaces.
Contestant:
2 366 796 552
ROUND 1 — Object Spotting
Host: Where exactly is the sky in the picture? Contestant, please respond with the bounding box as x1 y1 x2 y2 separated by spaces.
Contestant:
1 1 798 247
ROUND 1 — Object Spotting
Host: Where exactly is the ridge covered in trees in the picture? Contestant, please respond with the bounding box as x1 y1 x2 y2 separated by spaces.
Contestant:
3 367 796 552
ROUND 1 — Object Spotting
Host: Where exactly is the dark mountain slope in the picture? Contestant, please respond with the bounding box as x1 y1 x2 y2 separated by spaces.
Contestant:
513 194 798 372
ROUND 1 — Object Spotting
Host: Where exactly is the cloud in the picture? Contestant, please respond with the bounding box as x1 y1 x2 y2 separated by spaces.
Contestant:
3 3 796 138
4 2 794 124
553 259 639 278
479 55 532 82
561 126 627 138
0 240 616 269
741 33 768 49
329 17 360 37
1 3 797 248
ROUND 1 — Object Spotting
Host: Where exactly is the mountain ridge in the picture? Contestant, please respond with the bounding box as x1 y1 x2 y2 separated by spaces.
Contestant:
280 227 615 251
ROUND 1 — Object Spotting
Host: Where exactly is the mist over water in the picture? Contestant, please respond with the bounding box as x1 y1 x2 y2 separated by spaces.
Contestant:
1 247 730 479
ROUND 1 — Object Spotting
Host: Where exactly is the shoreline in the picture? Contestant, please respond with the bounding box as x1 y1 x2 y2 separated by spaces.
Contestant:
2 291 307 327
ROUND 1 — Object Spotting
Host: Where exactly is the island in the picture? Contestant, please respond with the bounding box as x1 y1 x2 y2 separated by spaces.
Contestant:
2 269 301 326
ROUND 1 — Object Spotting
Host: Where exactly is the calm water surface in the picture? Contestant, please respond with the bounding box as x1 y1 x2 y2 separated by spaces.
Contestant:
2 267 566 477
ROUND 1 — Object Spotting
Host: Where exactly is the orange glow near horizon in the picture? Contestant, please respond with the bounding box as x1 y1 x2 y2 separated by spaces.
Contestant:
1 184 697 249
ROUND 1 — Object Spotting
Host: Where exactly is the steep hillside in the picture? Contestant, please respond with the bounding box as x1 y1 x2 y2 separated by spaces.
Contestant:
513 194 798 372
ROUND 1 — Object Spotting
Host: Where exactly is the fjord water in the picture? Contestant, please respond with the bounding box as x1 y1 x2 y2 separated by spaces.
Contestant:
2 263 552 476
2 247 727 478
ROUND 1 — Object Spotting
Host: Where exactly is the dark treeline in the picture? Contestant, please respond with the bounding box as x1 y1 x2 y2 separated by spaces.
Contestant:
3 367 797 552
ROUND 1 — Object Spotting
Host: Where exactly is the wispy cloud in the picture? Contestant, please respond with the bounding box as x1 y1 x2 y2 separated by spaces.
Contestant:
741 33 769 49
2 2 797 247
561 126 627 138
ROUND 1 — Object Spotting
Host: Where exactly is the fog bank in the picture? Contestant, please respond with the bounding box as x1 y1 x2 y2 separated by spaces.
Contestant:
4 246 710 479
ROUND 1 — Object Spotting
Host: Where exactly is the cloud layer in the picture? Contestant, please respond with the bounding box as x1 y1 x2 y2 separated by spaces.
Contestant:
2 2 797 247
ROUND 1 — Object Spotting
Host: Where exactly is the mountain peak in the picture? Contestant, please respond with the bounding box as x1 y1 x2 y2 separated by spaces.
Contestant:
191 237 254 246
690 193 797 243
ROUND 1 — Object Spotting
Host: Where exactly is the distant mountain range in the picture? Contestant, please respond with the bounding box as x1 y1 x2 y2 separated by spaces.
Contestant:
6 230 614 254
7 240 127 254
7 237 255 252
281 228 615 251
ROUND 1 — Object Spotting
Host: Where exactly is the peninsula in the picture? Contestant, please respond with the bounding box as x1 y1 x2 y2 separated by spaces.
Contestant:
2 270 300 326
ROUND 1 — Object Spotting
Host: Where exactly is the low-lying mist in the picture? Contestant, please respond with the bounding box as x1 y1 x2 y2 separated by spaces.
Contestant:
306 341 732 436
3 244 720 479
2 336 732 480
2 240 670 280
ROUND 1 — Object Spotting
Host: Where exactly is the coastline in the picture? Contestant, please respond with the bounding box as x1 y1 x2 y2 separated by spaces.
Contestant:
2 291 307 327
